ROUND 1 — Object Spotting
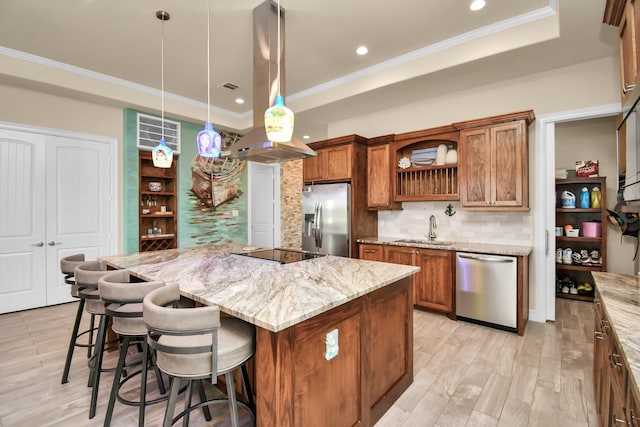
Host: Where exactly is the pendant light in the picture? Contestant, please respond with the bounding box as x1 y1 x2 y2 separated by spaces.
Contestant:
264 0 294 143
152 10 174 169
196 0 222 158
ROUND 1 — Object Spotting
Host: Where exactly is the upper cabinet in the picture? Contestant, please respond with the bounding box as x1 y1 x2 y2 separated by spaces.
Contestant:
303 138 354 183
392 125 460 202
455 110 535 210
604 0 640 105
367 134 402 210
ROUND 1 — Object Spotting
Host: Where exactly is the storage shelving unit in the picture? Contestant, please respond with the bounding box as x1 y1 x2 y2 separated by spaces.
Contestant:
555 177 607 302
139 150 178 252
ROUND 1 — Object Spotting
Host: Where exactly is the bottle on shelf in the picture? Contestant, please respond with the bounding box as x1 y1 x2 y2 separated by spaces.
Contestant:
580 187 590 208
591 186 601 209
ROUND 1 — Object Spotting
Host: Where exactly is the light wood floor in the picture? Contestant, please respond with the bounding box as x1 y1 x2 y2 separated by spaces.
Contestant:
0 298 596 426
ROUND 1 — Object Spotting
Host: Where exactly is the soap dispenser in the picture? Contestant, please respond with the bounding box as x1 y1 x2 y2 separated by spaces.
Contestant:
580 187 590 209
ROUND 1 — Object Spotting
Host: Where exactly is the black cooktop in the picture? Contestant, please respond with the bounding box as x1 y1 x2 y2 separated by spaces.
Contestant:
234 248 325 264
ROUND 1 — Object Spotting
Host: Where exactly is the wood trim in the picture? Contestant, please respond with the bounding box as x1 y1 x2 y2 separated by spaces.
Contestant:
453 110 535 130
307 134 368 150
517 255 529 336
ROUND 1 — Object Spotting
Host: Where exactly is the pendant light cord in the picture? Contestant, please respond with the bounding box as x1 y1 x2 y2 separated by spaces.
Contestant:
207 0 211 123
161 16 166 141
277 0 281 97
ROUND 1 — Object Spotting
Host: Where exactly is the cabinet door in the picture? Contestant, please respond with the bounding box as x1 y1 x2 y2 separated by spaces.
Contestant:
325 145 352 180
492 122 525 207
620 0 638 103
303 151 323 182
367 144 392 209
359 244 384 261
459 128 492 207
414 249 454 313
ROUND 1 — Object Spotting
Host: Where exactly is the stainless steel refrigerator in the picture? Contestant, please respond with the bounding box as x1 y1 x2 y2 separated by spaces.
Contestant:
302 183 351 257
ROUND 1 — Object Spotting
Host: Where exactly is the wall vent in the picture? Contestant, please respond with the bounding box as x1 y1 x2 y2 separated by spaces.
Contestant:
221 82 239 91
136 112 181 153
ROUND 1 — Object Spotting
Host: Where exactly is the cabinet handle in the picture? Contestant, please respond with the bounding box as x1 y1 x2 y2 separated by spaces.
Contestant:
623 84 637 94
594 331 604 340
364 249 377 253
601 320 609 330
611 414 626 425
610 353 623 369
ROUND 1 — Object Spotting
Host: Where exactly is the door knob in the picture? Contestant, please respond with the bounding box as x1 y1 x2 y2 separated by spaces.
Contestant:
31 241 44 247
48 241 61 246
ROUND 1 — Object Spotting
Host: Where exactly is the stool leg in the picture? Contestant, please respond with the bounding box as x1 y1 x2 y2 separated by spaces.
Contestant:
183 380 194 427
87 313 96 358
196 379 212 421
89 314 108 419
225 371 240 427
150 347 166 395
163 377 181 427
138 338 149 427
104 335 130 427
241 364 255 412
61 299 86 384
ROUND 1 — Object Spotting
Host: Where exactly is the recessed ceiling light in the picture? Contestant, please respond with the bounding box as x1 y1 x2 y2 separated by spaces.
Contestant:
470 0 486 11
235 98 245 104
356 46 368 56
303 135 310 140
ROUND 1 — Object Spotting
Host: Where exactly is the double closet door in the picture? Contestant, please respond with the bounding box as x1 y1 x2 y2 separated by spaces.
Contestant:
0 126 114 314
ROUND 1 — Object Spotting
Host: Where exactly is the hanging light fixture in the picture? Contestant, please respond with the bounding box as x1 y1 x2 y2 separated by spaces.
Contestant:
152 10 174 169
196 0 222 158
264 0 294 143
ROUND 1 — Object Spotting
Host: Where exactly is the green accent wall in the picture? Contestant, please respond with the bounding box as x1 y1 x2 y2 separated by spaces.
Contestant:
123 109 248 253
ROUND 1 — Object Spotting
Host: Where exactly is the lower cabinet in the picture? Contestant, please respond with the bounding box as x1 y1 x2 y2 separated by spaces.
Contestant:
594 289 640 426
360 243 454 314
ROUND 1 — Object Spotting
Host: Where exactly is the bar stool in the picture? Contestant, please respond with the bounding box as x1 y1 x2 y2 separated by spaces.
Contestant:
60 253 98 384
143 284 255 427
74 260 113 419
99 270 167 427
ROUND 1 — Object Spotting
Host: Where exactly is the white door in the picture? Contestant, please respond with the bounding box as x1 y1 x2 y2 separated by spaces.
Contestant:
45 135 112 305
0 130 48 312
0 128 114 313
249 162 279 248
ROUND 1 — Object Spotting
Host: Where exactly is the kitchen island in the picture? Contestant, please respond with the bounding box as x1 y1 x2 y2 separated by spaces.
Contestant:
100 245 420 427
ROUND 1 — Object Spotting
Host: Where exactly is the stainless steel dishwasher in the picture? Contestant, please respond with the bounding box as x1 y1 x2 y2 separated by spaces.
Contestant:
455 252 518 331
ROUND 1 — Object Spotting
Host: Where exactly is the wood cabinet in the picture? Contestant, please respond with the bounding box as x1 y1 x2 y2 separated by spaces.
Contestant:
367 135 401 210
392 125 459 202
604 0 640 105
555 177 607 302
382 245 454 314
456 110 534 210
138 150 178 251
593 288 639 426
358 243 384 261
303 141 352 182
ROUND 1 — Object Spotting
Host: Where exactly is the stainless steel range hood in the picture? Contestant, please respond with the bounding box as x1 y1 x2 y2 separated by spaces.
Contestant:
226 0 316 163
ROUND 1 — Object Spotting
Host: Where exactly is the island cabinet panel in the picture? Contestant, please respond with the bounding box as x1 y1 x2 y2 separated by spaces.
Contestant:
254 277 413 427
293 300 362 427
366 279 413 422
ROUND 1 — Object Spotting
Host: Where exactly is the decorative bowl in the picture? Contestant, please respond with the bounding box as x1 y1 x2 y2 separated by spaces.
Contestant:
148 182 162 192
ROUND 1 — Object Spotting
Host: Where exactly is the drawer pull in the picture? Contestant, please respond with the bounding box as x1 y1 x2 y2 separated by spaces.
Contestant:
624 83 637 94
364 249 377 253
594 331 604 340
610 353 623 368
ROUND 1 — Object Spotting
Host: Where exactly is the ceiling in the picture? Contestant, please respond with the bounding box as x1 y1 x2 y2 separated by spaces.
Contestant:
0 0 618 142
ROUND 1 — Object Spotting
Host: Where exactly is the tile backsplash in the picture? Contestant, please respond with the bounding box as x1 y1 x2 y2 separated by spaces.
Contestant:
378 201 532 246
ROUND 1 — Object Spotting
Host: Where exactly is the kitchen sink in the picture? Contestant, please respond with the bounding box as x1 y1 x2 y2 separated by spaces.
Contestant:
393 239 452 246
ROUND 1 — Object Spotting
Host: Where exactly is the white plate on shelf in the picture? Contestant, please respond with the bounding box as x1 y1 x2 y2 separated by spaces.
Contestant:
412 158 435 166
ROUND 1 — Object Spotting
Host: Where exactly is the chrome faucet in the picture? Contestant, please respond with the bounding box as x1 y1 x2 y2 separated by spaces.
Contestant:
428 215 437 241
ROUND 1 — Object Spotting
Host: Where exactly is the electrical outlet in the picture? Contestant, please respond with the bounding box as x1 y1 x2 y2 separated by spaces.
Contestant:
325 329 339 361
232 209 239 217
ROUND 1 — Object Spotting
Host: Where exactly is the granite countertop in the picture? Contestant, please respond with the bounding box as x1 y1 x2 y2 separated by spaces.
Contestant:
592 272 640 397
357 237 532 256
99 244 420 333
